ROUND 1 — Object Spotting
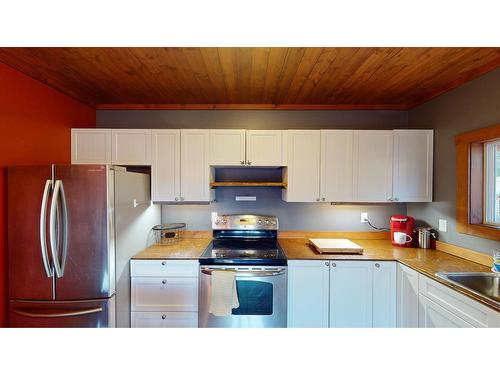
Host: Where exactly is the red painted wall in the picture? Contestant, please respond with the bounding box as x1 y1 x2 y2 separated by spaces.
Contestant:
0 62 95 326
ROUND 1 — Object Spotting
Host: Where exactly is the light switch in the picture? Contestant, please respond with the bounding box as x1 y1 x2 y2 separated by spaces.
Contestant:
439 219 447 232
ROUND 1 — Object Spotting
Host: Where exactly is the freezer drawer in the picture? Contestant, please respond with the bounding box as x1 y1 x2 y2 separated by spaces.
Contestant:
9 297 115 328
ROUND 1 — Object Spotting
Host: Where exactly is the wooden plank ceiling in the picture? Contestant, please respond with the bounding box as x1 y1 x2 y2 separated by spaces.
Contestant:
0 47 499 110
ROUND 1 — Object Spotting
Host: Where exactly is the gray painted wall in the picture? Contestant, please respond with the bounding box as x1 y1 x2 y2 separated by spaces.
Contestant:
97 109 408 232
96 109 407 130
408 68 500 255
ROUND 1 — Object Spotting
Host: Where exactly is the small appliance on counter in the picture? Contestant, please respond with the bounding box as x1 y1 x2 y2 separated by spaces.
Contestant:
414 227 437 249
390 215 414 247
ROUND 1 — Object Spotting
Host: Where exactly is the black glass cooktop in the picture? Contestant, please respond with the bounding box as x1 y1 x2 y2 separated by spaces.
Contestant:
199 239 287 266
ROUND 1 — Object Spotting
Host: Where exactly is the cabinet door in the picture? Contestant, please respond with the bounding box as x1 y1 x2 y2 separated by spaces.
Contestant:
111 129 152 165
181 129 210 201
283 130 321 202
397 263 419 328
246 130 284 166
373 261 396 327
131 277 198 312
209 129 246 165
71 128 111 164
393 129 433 202
131 312 198 328
287 260 330 328
353 130 393 202
320 130 354 202
151 130 181 202
330 261 373 328
418 295 473 328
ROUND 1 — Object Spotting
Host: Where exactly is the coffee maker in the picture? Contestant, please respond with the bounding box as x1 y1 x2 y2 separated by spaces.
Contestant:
390 215 414 247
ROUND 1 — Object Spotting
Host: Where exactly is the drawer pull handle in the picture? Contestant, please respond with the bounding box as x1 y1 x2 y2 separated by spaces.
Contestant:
162 280 167 284
161 314 166 319
161 261 166 266
331 263 336 267
325 262 329 266
375 263 380 268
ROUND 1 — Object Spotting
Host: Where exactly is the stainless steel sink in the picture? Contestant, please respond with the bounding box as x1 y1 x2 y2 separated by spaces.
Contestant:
436 272 500 307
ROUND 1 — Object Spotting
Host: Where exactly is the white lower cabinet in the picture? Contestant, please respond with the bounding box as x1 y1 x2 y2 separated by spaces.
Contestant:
287 260 330 328
287 260 396 328
418 295 473 328
131 312 198 328
397 263 419 327
130 259 198 328
418 274 499 328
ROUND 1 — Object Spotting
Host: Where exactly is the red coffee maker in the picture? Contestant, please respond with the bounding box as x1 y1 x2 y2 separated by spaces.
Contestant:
390 215 414 247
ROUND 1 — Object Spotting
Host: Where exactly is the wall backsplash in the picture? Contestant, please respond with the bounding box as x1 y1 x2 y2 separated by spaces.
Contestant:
161 186 406 231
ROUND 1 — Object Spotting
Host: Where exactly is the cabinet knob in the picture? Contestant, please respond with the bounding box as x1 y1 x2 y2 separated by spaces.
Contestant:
393 197 399 202
321 198 326 201
161 314 166 320
240 161 245 165
162 280 167 284
331 263 336 267
161 261 166 266
316 198 320 202
325 261 329 266
375 263 380 268
247 161 252 165
174 197 179 201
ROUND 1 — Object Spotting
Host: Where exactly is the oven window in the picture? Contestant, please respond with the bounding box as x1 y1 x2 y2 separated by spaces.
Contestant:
232 280 273 315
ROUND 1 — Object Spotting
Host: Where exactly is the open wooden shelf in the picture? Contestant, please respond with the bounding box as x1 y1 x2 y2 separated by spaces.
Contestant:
210 181 287 188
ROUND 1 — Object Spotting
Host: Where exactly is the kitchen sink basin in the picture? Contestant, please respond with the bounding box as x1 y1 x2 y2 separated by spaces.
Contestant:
436 272 500 307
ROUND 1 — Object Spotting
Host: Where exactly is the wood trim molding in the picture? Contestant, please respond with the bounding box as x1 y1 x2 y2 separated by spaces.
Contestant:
435 240 493 267
95 103 409 111
278 231 390 240
455 123 500 240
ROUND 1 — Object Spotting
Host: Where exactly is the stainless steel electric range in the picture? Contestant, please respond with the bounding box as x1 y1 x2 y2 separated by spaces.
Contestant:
198 214 287 328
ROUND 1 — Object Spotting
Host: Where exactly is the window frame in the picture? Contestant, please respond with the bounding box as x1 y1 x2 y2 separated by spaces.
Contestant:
456 124 500 240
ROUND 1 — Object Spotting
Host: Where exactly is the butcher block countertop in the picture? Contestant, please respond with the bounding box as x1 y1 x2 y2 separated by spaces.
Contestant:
132 234 497 311
132 238 210 260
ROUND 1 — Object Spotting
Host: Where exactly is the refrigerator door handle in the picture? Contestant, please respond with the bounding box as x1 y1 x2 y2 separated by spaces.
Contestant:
12 307 103 318
59 180 69 275
39 179 53 277
49 180 64 278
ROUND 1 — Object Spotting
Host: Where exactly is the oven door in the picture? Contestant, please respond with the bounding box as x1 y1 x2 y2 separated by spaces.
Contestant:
199 266 287 328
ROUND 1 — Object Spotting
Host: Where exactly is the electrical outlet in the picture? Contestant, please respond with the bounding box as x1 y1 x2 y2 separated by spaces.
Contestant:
211 212 218 221
361 212 368 223
439 219 447 232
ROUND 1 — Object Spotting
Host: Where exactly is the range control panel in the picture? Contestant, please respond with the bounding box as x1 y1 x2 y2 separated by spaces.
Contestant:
212 214 279 230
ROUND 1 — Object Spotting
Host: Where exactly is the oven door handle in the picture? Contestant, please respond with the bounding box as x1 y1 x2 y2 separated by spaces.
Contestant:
201 269 286 277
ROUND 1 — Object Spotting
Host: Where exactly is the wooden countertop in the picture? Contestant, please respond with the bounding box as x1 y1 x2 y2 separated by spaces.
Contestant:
132 236 497 311
132 238 210 260
280 238 497 311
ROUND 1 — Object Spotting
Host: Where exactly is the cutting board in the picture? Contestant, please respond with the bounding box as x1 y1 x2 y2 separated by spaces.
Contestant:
309 238 364 254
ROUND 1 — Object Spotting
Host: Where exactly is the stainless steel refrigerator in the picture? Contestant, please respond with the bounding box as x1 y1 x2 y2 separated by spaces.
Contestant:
8 164 160 328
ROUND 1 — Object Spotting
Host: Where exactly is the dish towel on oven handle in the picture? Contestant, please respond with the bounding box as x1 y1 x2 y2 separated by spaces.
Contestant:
209 270 240 316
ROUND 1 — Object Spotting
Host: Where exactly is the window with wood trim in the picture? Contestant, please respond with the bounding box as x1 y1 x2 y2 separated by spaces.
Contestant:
456 124 500 240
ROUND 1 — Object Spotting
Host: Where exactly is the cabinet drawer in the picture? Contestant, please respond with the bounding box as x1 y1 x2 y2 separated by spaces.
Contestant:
131 312 198 328
418 274 499 328
130 259 199 277
131 277 198 312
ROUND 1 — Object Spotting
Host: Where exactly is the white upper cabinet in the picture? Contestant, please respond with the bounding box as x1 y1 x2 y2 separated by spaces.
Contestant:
111 129 152 165
287 260 330 328
320 130 354 202
151 130 181 202
393 129 433 202
209 129 246 166
245 130 285 166
180 129 210 201
71 128 111 164
353 130 394 202
282 130 321 202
